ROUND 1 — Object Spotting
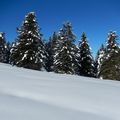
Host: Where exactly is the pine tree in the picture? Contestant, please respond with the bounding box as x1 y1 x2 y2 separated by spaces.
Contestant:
0 32 8 63
77 32 95 77
53 22 77 74
4 42 11 63
106 31 119 56
95 44 105 78
10 41 18 65
99 31 120 80
45 32 58 72
10 12 46 70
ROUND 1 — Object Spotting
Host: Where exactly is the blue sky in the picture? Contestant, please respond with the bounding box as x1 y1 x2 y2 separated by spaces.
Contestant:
0 0 120 56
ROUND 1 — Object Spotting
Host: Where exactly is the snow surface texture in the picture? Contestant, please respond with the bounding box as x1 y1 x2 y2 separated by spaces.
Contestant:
0 63 120 120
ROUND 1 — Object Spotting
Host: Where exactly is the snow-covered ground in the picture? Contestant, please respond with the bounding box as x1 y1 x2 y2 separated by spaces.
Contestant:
0 63 120 120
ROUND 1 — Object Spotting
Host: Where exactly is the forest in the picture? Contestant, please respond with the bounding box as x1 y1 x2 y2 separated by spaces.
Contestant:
0 12 119 81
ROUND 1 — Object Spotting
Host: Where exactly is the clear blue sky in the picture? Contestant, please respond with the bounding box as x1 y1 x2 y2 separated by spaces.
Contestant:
0 0 120 56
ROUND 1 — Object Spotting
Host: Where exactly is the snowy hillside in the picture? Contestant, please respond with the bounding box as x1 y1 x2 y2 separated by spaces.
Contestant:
0 63 120 120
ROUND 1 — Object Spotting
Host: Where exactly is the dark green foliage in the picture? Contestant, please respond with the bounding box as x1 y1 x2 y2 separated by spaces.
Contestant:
99 32 119 80
53 22 78 74
45 32 58 72
95 44 105 78
0 33 9 63
99 51 120 80
77 32 95 77
10 12 46 70
4 42 11 63
10 41 18 65
106 31 119 55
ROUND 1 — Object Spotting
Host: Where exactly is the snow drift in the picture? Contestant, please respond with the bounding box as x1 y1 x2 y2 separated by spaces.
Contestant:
0 63 120 120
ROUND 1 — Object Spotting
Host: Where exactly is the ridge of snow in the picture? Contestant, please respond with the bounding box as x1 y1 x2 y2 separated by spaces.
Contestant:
0 63 120 120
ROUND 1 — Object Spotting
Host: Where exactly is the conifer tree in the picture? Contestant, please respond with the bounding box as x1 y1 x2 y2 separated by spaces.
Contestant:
45 32 58 72
0 32 8 63
53 22 77 74
77 32 95 77
95 44 105 78
106 32 119 56
10 12 46 70
99 32 120 80
10 41 18 65
4 42 11 63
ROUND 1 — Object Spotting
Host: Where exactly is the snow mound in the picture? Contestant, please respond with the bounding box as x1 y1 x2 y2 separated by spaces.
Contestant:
0 63 120 120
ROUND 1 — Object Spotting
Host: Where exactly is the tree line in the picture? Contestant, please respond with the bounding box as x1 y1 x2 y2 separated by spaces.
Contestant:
0 12 120 80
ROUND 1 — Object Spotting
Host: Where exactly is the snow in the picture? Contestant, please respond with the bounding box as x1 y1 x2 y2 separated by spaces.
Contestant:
29 12 35 15
0 63 120 120
28 31 32 34
24 20 28 23
0 32 3 39
22 54 27 60
0 33 2 37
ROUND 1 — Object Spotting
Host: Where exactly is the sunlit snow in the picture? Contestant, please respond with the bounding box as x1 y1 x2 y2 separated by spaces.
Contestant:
0 63 120 120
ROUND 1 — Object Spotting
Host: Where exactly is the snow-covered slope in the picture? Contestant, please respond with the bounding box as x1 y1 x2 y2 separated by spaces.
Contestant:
0 63 120 120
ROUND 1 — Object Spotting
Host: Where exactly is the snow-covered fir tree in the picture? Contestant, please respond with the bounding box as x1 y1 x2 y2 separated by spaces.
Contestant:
10 12 46 70
4 41 11 63
95 44 105 78
10 41 18 65
99 31 120 80
53 22 78 74
77 32 95 77
45 32 58 72
0 32 9 63
106 31 119 57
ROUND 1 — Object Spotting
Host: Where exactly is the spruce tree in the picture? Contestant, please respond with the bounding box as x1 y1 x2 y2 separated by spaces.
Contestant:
45 32 58 72
4 42 11 63
95 44 105 78
53 22 77 74
10 41 18 65
10 12 46 70
77 32 95 77
0 32 8 63
106 31 119 56
99 32 120 80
